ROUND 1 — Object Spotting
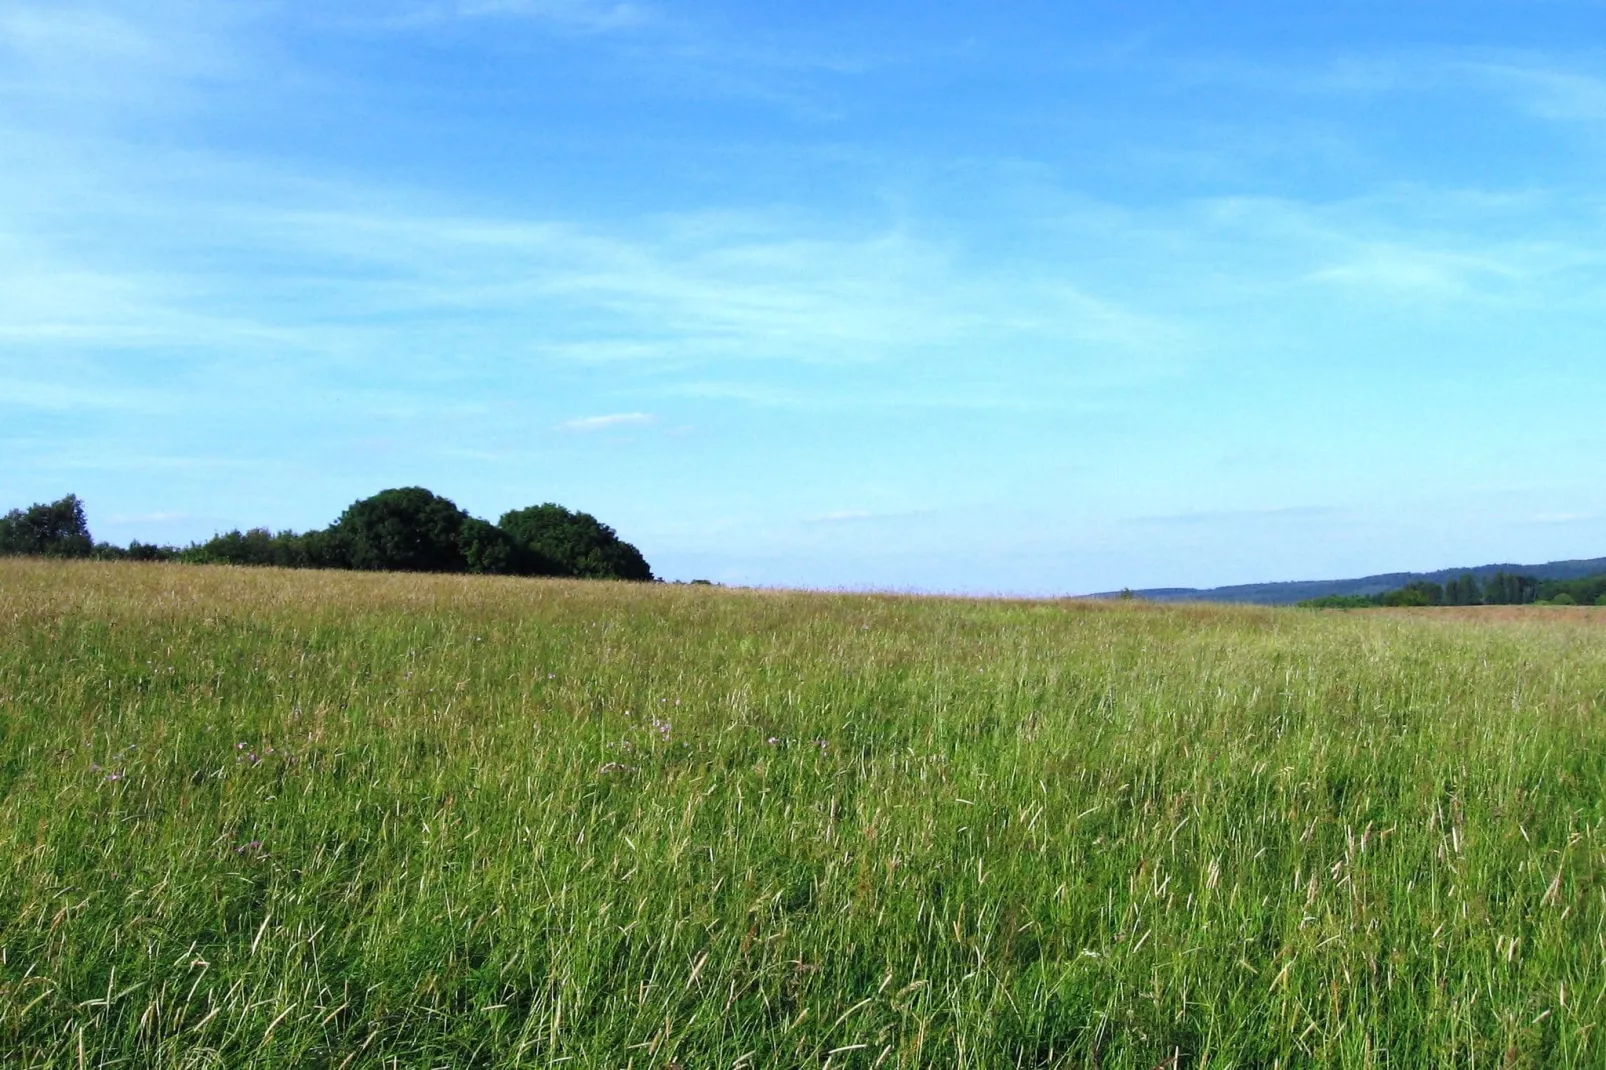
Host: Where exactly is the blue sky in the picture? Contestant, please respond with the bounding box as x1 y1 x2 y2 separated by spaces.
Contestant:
5 1 1606 593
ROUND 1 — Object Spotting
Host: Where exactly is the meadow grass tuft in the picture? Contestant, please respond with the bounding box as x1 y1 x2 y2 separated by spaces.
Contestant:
2 559 1605 1067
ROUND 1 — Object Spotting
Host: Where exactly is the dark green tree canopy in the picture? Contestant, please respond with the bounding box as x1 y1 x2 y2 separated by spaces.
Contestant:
333 487 472 573
498 503 653 581
0 494 94 558
460 517 557 576
2 489 653 582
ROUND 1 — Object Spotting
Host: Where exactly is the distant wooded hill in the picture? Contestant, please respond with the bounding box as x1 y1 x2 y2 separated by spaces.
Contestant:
1098 557 1606 606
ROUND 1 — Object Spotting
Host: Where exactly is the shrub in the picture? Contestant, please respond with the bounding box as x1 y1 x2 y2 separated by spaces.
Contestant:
1297 595 1376 609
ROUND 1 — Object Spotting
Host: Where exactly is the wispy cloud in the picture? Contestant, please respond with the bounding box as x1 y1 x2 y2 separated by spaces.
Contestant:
1126 506 1335 527
1167 191 1606 307
1523 512 1602 526
804 507 935 525
360 0 651 32
0 154 1192 392
1305 244 1520 296
0 2 246 108
0 6 162 65
1471 62 1606 123
455 0 648 28
554 412 655 432
0 375 174 413
105 510 193 525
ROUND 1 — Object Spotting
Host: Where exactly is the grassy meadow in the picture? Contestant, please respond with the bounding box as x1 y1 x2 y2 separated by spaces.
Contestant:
3 559 1606 1067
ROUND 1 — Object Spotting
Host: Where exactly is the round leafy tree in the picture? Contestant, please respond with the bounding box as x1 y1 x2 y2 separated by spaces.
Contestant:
0 494 94 558
459 516 558 576
497 504 652 581
333 487 471 573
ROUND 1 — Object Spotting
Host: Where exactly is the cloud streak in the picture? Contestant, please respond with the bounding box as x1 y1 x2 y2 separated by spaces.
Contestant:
804 508 935 525
554 412 656 432
453 0 648 28
351 0 652 32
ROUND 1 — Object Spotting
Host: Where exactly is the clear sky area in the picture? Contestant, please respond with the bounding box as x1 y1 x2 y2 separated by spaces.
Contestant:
4 1 1606 594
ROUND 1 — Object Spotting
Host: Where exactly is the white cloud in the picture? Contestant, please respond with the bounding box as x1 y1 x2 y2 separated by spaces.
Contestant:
366 0 651 31
1126 506 1335 527
804 508 934 525
1471 62 1606 123
0 6 162 65
1305 244 1519 296
105 510 192 524
0 2 245 109
807 510 874 524
456 0 648 28
238 206 1188 373
0 375 173 413
554 412 655 432
1525 512 1600 526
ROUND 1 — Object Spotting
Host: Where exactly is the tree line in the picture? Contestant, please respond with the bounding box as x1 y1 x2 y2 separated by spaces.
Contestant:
1298 570 1606 608
0 489 653 581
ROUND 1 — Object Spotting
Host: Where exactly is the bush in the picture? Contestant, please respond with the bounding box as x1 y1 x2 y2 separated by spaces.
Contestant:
1297 595 1376 609
498 504 653 581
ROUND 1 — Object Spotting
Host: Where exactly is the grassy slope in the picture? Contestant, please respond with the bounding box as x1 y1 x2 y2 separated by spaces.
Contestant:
2 560 1605 1068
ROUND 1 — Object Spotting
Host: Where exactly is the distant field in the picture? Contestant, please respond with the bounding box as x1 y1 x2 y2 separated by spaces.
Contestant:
1378 604 1606 624
3 560 1606 1068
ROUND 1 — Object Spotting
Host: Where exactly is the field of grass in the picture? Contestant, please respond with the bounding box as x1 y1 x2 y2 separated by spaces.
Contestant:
3 559 1606 1067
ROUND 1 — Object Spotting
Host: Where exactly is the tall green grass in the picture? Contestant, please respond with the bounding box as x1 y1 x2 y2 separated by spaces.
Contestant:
2 559 1605 1067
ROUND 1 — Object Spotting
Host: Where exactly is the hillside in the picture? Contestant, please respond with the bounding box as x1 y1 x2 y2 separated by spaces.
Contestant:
1105 555 1606 605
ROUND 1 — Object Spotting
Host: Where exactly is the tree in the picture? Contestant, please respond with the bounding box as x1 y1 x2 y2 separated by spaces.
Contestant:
498 504 653 581
459 517 552 576
1485 572 1538 605
182 528 331 568
332 488 471 573
96 540 178 562
0 494 94 557
1445 573 1482 606
1379 581 1443 607
184 528 286 567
